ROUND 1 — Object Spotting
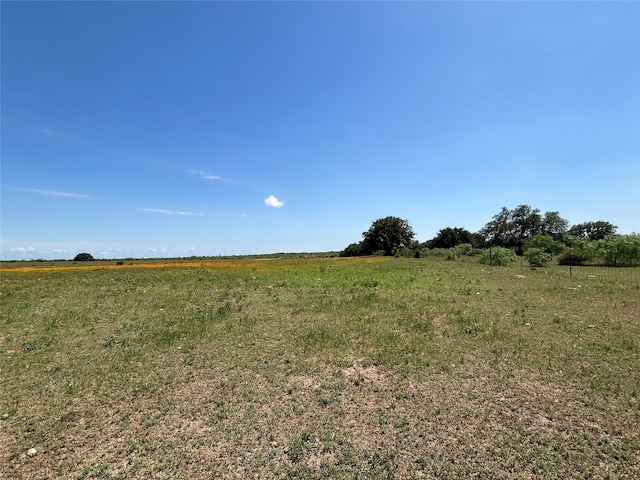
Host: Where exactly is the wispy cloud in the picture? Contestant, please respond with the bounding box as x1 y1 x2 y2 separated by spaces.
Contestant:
187 169 222 181
0 239 112 260
9 246 37 253
18 188 89 198
138 208 200 216
240 213 275 220
264 195 285 208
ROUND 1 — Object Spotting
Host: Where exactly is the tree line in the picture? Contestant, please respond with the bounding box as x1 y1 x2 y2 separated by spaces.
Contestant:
340 205 640 267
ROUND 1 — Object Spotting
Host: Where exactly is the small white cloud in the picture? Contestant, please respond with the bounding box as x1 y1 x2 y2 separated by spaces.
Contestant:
18 188 88 198
138 208 197 216
264 195 285 208
203 175 222 180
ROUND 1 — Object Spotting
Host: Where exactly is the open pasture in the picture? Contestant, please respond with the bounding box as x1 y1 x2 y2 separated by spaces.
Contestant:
1 257 639 479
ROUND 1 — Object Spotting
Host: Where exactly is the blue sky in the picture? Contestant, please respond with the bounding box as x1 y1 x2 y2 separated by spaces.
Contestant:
1 1 639 260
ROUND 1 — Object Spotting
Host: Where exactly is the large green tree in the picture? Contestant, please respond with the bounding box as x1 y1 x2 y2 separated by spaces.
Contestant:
479 205 568 255
425 227 473 249
361 216 415 256
568 221 617 241
541 211 569 240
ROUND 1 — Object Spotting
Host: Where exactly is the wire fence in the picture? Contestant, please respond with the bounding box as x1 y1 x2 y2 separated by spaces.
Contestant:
561 264 640 281
498 248 640 282
511 256 640 282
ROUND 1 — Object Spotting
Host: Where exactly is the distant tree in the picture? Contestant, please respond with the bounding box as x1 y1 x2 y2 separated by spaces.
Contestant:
541 211 569 239
510 204 543 253
479 206 512 247
469 232 487 249
340 242 366 257
426 227 473 249
73 252 94 261
568 221 617 241
479 205 568 255
361 216 416 256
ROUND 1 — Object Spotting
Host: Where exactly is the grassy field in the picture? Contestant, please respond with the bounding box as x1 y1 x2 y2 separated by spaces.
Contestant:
1 256 639 479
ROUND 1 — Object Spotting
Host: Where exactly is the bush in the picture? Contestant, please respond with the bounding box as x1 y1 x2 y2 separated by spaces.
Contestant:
445 249 457 261
525 235 565 255
479 247 517 266
73 252 95 262
524 247 551 267
394 247 420 258
593 235 640 266
558 249 588 266
454 243 474 256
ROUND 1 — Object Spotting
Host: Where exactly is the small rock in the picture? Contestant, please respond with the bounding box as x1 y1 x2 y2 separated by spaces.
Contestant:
27 448 37 456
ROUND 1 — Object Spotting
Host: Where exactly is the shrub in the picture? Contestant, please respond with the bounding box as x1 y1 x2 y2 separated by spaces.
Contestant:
445 249 457 261
394 247 420 258
454 243 474 256
479 247 517 266
525 235 565 255
593 235 640 266
73 252 95 262
557 237 595 265
427 248 449 257
524 247 551 267
558 249 588 266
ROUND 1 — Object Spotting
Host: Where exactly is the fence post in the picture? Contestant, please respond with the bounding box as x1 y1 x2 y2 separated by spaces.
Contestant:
569 247 572 277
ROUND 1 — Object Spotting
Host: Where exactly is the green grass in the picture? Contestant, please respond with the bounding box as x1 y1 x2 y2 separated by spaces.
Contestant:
1 257 639 479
